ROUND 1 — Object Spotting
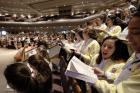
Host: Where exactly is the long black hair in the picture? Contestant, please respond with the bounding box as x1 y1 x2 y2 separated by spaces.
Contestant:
96 36 130 64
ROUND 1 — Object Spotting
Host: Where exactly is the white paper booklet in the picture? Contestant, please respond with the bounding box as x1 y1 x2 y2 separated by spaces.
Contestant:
65 56 98 83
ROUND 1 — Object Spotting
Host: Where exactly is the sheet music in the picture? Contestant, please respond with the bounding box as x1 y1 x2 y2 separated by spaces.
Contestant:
65 56 98 83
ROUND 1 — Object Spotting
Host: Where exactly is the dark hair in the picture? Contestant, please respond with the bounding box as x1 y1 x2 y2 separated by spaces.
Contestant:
96 36 129 64
128 5 140 24
37 40 49 49
37 48 50 62
132 6 140 17
99 14 107 23
4 63 34 93
106 15 117 25
77 30 84 40
28 55 52 92
83 28 97 39
28 54 52 76
4 55 52 93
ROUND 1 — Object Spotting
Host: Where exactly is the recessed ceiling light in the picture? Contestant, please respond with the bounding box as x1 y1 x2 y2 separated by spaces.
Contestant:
5 13 9 15
27 14 32 18
20 14 25 18
50 14 54 16
13 14 17 17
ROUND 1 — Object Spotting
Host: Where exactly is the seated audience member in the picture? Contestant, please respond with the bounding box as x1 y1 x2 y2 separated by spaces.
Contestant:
4 62 52 93
91 6 140 93
7 37 16 49
90 36 129 82
14 41 34 62
14 40 49 62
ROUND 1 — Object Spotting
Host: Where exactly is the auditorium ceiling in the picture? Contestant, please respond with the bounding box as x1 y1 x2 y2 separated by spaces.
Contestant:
0 0 137 32
0 0 127 15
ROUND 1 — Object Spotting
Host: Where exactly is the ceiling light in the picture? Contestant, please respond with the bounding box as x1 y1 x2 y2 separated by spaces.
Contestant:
5 13 9 15
13 14 17 17
20 14 25 18
75 10 80 14
58 19 66 21
2 30 7 35
71 12 74 16
40 15 43 17
27 14 32 18
91 10 95 14
50 14 54 16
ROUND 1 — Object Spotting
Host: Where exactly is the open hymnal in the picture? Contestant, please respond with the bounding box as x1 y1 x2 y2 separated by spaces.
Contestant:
65 56 98 83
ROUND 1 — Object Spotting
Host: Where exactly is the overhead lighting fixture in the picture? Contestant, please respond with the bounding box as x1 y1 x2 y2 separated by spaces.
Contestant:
91 10 95 14
81 1 85 6
13 14 17 17
27 14 32 18
40 15 43 17
2 30 7 35
71 11 74 16
50 14 54 17
57 19 66 21
5 13 9 16
20 14 25 18
75 10 80 14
